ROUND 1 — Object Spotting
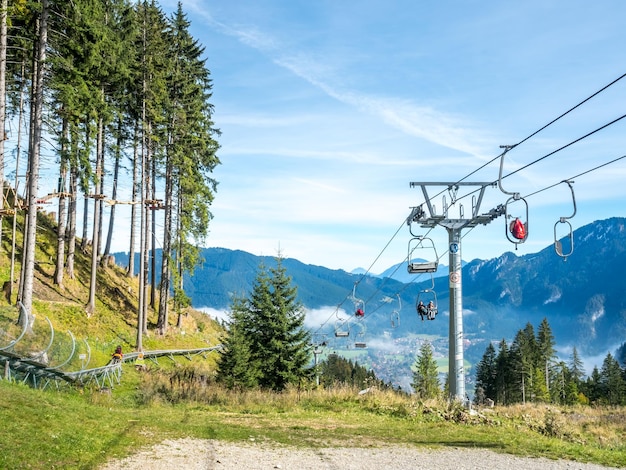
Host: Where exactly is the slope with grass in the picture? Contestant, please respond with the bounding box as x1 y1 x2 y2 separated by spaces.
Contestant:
1 214 625 469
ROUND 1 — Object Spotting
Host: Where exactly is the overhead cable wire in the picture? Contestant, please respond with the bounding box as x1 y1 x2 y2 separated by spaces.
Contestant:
312 73 626 341
445 112 626 208
330 98 626 332
522 154 626 199
428 72 626 201
503 113 626 181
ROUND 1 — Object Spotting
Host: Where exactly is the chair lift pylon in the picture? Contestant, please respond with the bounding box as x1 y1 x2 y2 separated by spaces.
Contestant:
554 180 576 260
498 146 529 249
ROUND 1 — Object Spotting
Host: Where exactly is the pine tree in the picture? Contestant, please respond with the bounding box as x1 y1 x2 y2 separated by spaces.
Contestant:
412 342 440 399
599 352 626 405
494 339 514 405
537 317 557 396
216 296 260 389
568 347 586 385
474 342 497 404
584 366 602 404
216 257 311 391
319 354 378 389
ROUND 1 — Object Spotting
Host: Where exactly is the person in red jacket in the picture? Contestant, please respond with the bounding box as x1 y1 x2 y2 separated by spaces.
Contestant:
509 217 526 240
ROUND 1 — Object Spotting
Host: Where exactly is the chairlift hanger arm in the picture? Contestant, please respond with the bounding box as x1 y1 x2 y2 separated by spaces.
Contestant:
554 180 577 259
497 145 520 199
559 180 577 221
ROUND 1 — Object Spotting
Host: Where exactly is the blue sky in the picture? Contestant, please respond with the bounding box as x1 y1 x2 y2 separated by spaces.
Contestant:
33 1 626 273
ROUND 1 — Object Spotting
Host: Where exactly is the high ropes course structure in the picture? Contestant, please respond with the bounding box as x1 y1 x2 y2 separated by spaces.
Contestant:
0 303 221 391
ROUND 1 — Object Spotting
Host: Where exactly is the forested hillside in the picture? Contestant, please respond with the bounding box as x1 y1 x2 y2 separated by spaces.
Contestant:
2 1 220 340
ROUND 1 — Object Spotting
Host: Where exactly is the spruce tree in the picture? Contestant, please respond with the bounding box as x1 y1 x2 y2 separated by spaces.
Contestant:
510 328 533 403
216 296 260 389
474 342 497 404
412 342 440 399
599 352 626 405
568 347 586 385
537 317 556 395
494 339 514 405
217 257 311 391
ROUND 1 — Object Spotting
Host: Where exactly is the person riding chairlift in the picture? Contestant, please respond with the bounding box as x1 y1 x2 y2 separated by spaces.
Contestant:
355 308 364 317
509 217 526 240
427 300 437 320
417 301 427 321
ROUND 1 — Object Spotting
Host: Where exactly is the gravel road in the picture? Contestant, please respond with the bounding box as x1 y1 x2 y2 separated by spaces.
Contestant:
99 438 620 470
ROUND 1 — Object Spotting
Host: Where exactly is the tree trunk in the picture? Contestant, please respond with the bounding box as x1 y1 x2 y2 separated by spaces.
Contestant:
86 115 104 316
21 0 48 317
65 164 77 279
9 60 27 304
103 118 123 265
0 0 8 249
157 157 173 334
127 122 139 277
150 150 157 309
53 119 69 287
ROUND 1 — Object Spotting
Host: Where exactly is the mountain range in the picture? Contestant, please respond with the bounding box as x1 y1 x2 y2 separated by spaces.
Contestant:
113 217 626 383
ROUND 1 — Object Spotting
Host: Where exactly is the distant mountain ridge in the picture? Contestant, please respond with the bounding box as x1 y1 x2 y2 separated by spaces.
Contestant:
113 217 626 357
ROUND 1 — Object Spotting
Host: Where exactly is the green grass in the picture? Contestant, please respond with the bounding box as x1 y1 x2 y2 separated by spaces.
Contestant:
1 372 625 469
1 205 625 468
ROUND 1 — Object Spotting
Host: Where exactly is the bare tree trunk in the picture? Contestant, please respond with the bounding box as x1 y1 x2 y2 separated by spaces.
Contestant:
53 119 69 287
22 0 49 316
176 190 183 328
65 165 77 279
142 137 151 333
86 116 104 316
9 60 27 304
150 151 157 309
0 0 8 249
157 158 172 335
103 118 123 264
80 120 90 253
127 122 139 277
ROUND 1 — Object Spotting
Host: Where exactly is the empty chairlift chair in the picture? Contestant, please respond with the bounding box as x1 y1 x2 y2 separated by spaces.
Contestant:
407 236 439 274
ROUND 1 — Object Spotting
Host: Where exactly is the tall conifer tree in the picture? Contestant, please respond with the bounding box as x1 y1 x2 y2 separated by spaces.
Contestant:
412 342 440 399
217 257 311 391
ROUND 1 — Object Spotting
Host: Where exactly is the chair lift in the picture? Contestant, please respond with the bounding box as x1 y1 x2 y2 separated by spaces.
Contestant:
334 319 350 338
407 236 439 274
351 283 365 317
416 274 438 321
498 146 528 249
390 294 401 328
554 180 577 260
353 322 367 348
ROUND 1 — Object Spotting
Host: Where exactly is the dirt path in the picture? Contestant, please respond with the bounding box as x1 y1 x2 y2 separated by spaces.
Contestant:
99 438 618 470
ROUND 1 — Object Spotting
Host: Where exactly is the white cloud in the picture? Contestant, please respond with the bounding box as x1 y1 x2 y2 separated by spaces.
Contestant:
197 307 230 323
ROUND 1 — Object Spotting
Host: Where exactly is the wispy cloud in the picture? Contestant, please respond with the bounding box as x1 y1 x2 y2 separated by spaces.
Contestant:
186 4 493 159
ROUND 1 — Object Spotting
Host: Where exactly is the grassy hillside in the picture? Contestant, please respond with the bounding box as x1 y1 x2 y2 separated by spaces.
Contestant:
1 212 626 469
0 210 223 365
1 377 625 469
